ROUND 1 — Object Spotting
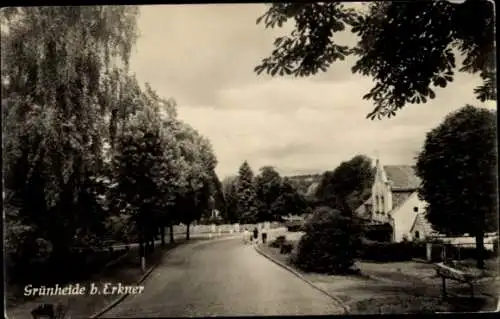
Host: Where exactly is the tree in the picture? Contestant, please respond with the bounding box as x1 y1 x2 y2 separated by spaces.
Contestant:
416 105 497 269
255 166 283 221
2 7 139 273
111 101 166 258
172 122 217 240
209 171 226 218
254 1 495 119
315 155 375 210
235 161 259 223
292 206 362 274
221 176 239 223
272 177 308 219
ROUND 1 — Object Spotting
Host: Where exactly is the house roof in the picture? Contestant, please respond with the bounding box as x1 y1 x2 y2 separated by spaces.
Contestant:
384 165 421 190
391 191 414 211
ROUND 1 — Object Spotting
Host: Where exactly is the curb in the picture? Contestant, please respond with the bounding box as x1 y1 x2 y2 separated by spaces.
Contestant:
254 245 350 315
90 235 241 318
89 250 169 319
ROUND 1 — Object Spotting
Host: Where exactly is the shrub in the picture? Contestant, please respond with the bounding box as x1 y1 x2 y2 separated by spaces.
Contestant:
269 235 286 248
280 243 294 254
291 206 362 274
455 246 496 260
359 240 427 262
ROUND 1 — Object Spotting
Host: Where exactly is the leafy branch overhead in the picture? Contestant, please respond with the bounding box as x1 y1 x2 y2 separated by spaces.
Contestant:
255 1 496 119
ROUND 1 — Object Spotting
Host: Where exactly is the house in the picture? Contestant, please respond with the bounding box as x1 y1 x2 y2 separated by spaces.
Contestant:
355 158 435 242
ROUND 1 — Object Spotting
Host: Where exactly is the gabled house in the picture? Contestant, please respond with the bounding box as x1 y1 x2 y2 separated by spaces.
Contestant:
355 158 435 242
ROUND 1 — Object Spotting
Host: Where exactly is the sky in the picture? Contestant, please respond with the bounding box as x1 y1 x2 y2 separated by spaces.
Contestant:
129 4 496 180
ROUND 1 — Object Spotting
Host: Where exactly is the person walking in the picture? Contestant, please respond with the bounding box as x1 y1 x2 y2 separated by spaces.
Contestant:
253 227 259 245
243 228 249 244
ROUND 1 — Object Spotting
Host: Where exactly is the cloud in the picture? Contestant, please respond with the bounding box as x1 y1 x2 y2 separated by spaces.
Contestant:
131 4 496 180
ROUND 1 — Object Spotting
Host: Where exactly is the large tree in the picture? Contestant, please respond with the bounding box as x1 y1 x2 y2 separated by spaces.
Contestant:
235 161 259 223
255 1 495 119
172 122 218 240
316 155 375 210
221 176 240 223
255 166 283 221
2 7 139 272
416 105 497 269
272 177 308 219
111 95 168 258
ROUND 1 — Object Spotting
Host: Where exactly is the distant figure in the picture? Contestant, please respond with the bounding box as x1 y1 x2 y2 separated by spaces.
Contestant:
253 227 259 245
243 228 249 244
261 228 268 244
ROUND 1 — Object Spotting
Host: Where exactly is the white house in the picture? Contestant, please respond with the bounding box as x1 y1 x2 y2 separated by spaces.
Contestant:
355 158 436 242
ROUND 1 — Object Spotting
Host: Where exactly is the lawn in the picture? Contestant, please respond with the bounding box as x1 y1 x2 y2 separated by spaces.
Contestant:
259 233 498 314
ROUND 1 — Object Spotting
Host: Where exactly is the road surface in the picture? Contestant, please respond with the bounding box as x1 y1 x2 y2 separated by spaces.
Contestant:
102 237 344 317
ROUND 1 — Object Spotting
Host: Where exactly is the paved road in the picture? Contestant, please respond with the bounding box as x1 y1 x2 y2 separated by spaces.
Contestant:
102 237 344 317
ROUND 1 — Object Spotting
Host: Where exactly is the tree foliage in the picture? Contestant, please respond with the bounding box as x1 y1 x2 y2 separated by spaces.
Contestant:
221 176 239 223
415 105 497 268
2 7 140 271
255 1 495 119
315 154 375 210
235 161 259 223
2 7 219 279
272 177 308 218
255 166 283 221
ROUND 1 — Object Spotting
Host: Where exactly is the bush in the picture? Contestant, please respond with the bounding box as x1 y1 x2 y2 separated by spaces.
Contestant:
455 246 496 260
359 240 427 262
280 243 294 254
291 206 362 274
286 223 303 232
269 235 286 248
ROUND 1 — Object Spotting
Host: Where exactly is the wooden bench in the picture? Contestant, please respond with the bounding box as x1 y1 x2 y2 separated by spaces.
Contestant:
435 262 478 299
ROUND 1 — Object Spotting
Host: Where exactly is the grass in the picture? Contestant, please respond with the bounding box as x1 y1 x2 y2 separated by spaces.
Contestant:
259 233 498 314
6 238 206 319
352 295 452 314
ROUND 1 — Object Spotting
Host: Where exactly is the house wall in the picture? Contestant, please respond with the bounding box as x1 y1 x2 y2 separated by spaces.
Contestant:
391 192 427 242
371 162 392 223
410 215 431 241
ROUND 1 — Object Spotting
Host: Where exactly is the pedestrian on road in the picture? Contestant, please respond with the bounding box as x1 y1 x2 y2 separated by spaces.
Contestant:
243 228 249 244
253 227 259 245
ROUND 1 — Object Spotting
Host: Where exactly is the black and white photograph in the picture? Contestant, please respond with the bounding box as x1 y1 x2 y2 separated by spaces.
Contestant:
2 2 498 318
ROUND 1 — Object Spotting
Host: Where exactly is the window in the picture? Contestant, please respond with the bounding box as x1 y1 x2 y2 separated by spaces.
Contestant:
415 231 420 240
413 207 418 212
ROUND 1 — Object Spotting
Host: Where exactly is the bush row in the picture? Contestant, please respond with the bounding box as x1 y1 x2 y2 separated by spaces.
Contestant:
359 240 427 262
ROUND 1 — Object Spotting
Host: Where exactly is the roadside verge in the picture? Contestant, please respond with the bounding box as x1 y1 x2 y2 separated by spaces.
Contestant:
253 244 350 315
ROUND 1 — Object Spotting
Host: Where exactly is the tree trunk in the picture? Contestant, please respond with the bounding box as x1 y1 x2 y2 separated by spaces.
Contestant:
475 232 485 269
169 224 175 244
186 223 190 241
160 226 165 247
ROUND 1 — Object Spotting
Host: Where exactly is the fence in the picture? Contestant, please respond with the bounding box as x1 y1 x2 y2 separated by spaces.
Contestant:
172 221 280 235
416 237 499 263
359 236 499 263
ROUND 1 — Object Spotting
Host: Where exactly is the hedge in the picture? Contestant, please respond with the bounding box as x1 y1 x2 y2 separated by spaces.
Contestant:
359 240 427 262
269 235 287 248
